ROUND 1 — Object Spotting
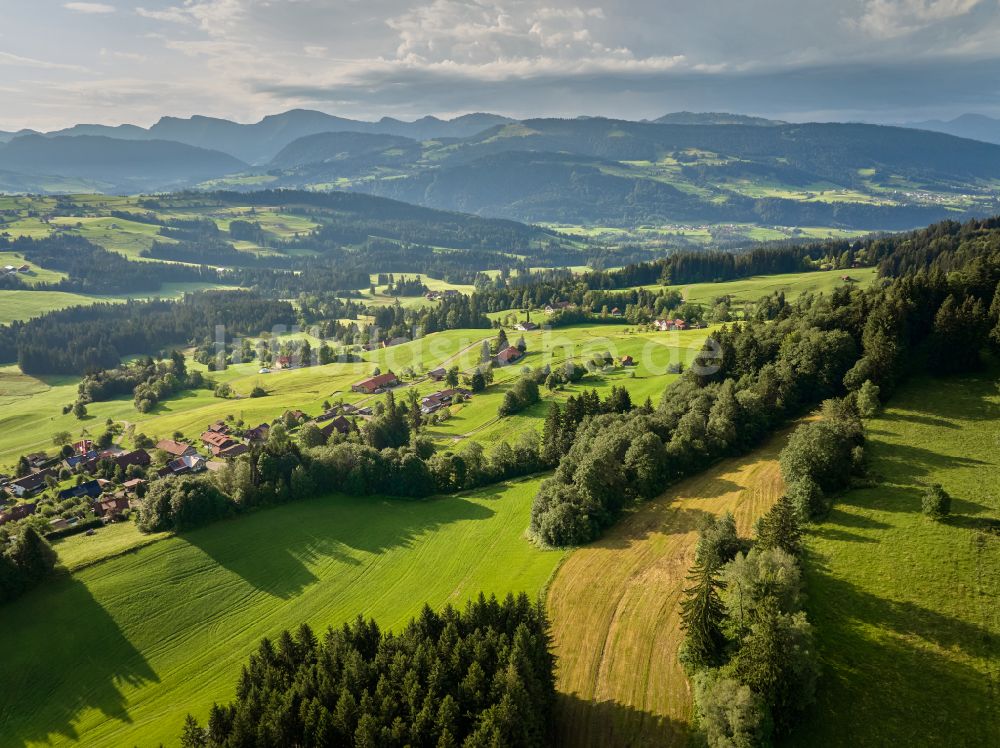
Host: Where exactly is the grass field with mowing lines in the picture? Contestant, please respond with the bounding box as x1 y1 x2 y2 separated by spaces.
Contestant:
791 374 1000 747
0 480 563 747
545 425 792 747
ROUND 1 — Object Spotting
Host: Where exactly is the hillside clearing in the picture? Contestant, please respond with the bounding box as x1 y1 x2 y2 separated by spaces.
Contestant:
546 425 792 747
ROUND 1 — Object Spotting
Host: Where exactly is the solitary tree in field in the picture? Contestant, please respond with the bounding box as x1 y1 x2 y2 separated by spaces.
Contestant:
72 401 87 420
922 483 951 519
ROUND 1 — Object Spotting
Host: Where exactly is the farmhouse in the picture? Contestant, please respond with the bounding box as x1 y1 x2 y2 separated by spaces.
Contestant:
201 430 238 451
216 443 249 459
206 421 230 434
156 439 197 458
494 346 523 365
5 470 53 498
57 479 106 501
160 454 207 476
319 416 353 439
427 367 447 381
273 355 293 370
244 423 271 442
78 448 151 475
352 371 399 394
421 388 471 414
0 501 37 525
94 495 130 519
545 301 572 314
621 355 635 366
515 321 538 331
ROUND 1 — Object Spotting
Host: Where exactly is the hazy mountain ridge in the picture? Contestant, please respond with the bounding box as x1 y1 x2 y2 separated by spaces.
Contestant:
905 113 1000 146
652 111 786 126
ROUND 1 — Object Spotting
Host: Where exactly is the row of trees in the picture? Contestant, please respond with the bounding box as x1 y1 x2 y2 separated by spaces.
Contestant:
179 593 555 747
682 497 818 745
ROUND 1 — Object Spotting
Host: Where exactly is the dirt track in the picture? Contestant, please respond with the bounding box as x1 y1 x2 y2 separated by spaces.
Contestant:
546 428 791 747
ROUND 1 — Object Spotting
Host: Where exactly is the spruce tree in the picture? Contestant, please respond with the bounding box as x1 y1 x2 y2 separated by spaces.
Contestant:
756 495 803 557
680 554 726 669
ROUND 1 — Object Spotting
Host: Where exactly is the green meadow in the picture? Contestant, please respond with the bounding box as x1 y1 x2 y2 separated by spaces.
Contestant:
0 479 564 747
661 266 879 305
793 374 1000 746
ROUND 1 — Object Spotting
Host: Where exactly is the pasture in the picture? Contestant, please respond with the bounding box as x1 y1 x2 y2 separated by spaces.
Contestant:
792 374 1000 747
0 480 564 747
663 266 878 305
545 424 791 747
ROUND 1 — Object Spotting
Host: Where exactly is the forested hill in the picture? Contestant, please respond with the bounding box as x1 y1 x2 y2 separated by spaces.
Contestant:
0 135 246 192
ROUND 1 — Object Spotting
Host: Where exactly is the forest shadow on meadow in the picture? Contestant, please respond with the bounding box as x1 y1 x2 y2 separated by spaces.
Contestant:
0 575 159 746
180 492 496 599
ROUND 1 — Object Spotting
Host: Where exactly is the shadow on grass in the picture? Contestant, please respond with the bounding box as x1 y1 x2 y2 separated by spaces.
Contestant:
180 492 496 598
0 576 159 745
795 559 999 746
805 554 994 659
809 526 878 544
597 504 713 549
554 692 691 748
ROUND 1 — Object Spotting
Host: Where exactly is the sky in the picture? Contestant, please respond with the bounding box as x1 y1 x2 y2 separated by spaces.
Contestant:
2 0 1000 131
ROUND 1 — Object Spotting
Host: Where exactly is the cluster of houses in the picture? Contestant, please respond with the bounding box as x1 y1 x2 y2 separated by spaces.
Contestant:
424 289 460 301
654 318 689 331
154 419 268 477
2 263 30 276
1 441 152 503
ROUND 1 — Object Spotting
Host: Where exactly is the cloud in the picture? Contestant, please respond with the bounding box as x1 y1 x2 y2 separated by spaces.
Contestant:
0 51 90 72
848 0 984 38
136 0 246 32
64 2 116 13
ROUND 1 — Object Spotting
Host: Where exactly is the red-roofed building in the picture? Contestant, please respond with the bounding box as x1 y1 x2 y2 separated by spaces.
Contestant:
352 371 399 394
494 346 523 365
156 439 197 458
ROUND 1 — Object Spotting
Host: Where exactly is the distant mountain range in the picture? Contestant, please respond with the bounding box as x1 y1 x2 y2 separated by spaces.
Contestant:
904 113 1000 146
1 110 998 229
0 110 514 164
